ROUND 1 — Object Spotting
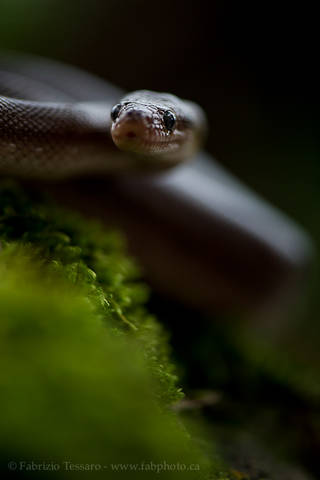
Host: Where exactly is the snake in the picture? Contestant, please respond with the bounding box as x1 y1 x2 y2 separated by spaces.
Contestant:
0 51 313 316
0 52 206 178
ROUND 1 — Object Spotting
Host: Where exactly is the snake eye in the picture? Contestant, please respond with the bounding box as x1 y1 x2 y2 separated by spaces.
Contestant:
111 104 122 121
163 111 176 131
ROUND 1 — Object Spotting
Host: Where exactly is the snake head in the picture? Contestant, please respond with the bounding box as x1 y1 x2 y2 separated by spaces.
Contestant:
110 90 207 164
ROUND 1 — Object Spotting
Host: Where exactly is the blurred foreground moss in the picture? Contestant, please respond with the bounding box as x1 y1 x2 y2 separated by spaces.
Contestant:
2 180 315 479
0 181 182 407
0 181 233 479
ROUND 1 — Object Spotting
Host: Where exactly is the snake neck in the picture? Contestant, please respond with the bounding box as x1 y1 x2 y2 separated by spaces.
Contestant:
0 96 113 135
0 96 128 178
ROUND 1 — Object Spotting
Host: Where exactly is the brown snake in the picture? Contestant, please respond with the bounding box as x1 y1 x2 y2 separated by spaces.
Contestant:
0 53 206 178
0 52 313 317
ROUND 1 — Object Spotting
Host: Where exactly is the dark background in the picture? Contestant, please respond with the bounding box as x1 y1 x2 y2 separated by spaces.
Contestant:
0 0 319 358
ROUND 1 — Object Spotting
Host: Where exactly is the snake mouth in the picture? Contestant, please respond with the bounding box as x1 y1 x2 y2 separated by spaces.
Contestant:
125 131 137 139
111 116 170 155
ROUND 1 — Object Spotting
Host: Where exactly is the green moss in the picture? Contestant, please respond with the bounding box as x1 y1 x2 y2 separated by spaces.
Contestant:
0 180 181 407
0 181 234 479
0 251 200 478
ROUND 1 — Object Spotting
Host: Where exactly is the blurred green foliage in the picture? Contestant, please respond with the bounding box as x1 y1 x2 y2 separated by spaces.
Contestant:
0 181 226 478
0 182 316 478
0 181 182 406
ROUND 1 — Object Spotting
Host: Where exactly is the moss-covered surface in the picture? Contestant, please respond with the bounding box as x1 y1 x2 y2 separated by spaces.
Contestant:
0 180 318 480
0 181 182 407
0 181 235 479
